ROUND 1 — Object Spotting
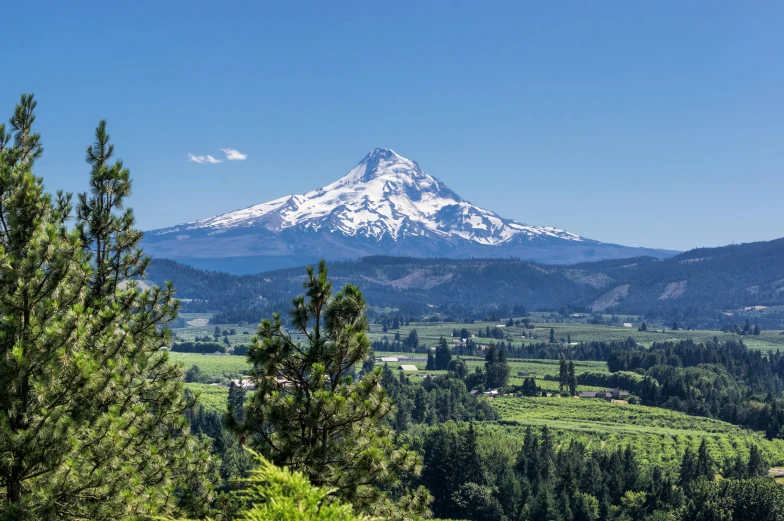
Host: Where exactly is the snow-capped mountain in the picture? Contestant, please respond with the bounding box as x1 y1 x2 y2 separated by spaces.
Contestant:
143 149 676 274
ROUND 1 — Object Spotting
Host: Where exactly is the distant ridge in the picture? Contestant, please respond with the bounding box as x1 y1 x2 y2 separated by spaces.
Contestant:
144 237 784 329
142 148 676 273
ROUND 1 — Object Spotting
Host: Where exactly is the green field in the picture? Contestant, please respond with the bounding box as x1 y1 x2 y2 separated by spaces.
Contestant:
173 313 784 472
172 312 784 354
375 355 609 392
185 382 231 414
170 352 250 382
365 320 784 351
172 313 256 348
487 396 784 472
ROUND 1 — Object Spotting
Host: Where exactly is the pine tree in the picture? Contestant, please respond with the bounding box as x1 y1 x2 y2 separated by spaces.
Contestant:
550 328 556 343
421 425 458 517
237 261 428 515
0 99 211 518
434 337 451 370
559 353 568 393
568 360 578 396
747 445 768 477
538 425 556 483
484 344 509 388
460 423 485 486
227 381 247 424
696 439 714 481
679 447 696 487
426 351 435 370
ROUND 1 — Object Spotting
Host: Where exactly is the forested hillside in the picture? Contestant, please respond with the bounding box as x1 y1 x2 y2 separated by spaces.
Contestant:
573 238 784 322
146 238 784 329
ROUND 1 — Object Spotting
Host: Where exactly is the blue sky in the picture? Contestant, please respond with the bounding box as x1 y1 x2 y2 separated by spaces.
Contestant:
3 1 782 251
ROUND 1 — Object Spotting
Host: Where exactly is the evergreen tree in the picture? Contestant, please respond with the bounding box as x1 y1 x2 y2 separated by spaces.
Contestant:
421 425 458 517
696 438 714 481
0 100 210 518
434 337 452 370
568 360 578 396
753 324 761 336
460 423 485 486
550 328 556 343
679 447 696 487
521 377 540 396
559 353 568 393
227 381 247 424
404 329 419 351
222 451 371 521
538 425 556 483
237 261 428 515
484 344 510 389
747 445 768 477
426 351 435 370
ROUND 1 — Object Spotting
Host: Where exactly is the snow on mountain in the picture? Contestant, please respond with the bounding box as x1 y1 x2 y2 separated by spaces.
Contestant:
144 148 676 274
154 148 582 246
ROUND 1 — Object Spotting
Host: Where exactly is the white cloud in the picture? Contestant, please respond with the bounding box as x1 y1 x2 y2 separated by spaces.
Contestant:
221 148 248 161
188 153 222 164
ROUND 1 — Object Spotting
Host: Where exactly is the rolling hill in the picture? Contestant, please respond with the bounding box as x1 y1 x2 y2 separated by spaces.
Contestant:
144 238 784 329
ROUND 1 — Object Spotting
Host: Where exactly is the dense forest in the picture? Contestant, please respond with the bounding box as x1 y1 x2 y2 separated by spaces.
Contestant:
146 240 784 329
597 339 784 437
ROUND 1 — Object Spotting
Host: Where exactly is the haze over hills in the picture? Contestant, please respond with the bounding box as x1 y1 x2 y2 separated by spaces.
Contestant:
142 148 676 273
146 237 784 330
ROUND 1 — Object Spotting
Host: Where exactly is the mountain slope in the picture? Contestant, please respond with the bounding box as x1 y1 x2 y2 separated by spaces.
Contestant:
143 148 676 273
572 238 784 317
145 238 784 329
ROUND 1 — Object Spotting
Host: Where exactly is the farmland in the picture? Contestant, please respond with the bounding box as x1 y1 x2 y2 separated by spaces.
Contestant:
363 319 784 351
487 395 784 473
172 311 784 354
170 352 250 382
171 313 784 468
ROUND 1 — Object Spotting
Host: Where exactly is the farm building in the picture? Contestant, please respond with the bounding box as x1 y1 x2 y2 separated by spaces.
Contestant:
622 323 633 328
398 364 418 371
379 357 399 363
579 388 630 400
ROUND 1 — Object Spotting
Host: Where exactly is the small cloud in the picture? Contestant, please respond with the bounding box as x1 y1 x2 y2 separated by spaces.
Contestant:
188 153 222 164
221 148 248 161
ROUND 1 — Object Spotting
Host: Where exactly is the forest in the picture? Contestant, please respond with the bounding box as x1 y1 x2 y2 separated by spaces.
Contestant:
146 241 784 330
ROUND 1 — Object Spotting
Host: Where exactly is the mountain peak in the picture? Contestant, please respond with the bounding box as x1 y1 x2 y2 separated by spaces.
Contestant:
333 148 420 187
149 149 586 248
